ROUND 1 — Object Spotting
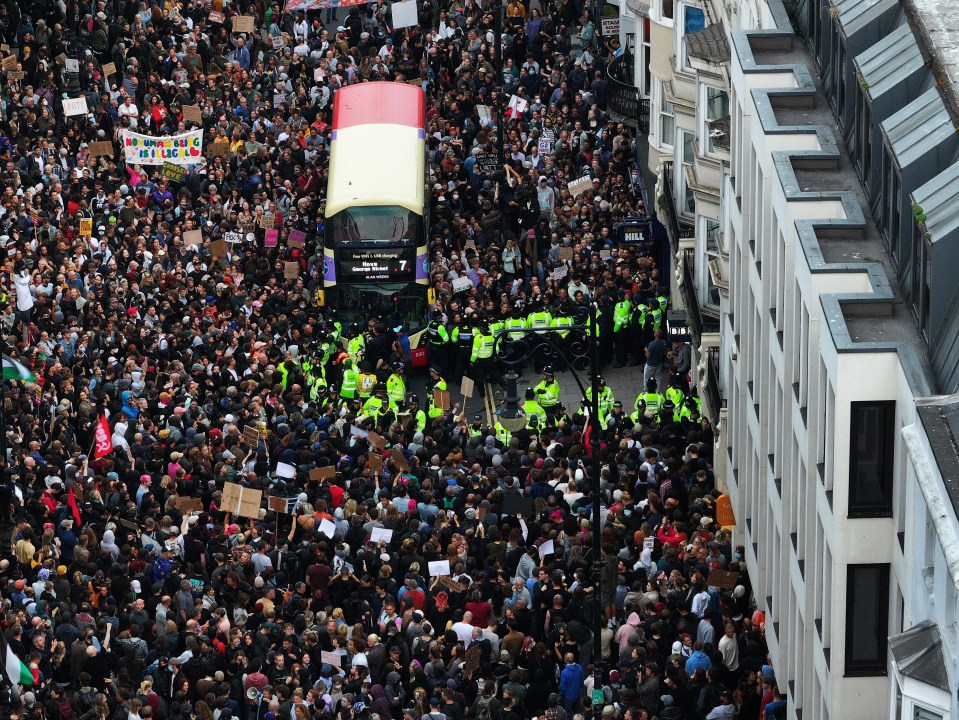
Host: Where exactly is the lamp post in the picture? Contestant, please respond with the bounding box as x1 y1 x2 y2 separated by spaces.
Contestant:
493 303 605 718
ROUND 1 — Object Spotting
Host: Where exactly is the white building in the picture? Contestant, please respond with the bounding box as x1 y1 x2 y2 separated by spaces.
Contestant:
619 0 959 716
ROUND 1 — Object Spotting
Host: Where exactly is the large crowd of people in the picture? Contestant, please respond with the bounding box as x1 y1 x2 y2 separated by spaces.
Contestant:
0 0 784 719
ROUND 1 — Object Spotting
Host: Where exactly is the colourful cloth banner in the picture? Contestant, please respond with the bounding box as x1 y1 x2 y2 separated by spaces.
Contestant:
285 0 370 12
121 129 204 166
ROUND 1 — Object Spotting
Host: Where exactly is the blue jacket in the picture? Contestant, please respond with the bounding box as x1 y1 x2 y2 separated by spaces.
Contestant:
559 662 584 700
686 650 712 677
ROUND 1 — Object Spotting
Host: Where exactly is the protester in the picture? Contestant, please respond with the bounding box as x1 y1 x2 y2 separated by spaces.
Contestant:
0 1 778 719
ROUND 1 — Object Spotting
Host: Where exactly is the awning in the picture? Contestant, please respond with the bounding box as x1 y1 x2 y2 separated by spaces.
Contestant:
888 620 949 691
684 22 730 65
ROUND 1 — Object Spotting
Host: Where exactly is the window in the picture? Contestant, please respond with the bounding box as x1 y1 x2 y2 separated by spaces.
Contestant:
642 18 651 96
848 401 895 517
662 0 674 20
702 218 721 307
703 86 730 154
659 80 675 149
911 224 931 338
845 564 889 676
914 708 944 720
680 131 695 214
679 5 706 69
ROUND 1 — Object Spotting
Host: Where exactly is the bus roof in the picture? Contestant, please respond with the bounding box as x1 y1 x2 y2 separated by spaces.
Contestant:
326 83 426 218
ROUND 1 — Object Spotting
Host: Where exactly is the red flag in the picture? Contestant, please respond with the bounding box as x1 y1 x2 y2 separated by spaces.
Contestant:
67 484 82 528
93 414 113 459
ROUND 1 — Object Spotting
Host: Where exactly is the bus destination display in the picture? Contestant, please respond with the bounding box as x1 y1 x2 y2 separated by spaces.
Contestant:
336 247 417 283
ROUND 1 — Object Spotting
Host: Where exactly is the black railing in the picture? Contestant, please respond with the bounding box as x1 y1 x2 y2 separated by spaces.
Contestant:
608 54 639 127
681 248 705 345
660 161 694 253
704 345 724 425
638 97 650 136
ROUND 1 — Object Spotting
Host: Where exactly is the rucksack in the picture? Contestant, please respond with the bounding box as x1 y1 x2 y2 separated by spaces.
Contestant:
57 697 76 720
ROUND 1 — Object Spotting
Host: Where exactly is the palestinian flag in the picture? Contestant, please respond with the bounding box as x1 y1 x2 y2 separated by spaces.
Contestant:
1 355 35 383
0 632 33 686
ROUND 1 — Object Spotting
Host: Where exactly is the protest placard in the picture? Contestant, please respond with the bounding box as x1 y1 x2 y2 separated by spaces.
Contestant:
268 496 289 514
707 568 741 591
233 15 256 32
428 560 451 577
183 230 203 246
320 651 342 667
319 519 336 538
88 141 114 157
79 219 93 237
122 129 203 165
460 376 474 398
391 0 418 28
538 540 555 558
182 105 202 123
391 448 409 472
558 247 574 262
260 215 275 229
368 453 383 473
284 261 299 279
173 496 203 513
6 70 23 81
502 494 534 516
63 97 88 116
288 229 306 247
451 276 473 293
225 231 243 244
368 431 387 449
370 527 393 544
243 426 260 444
310 466 335 480
102 62 116 77
208 11 224 23
276 462 296 479
433 389 451 410
264 229 278 247
210 239 227 258
1 55 18 72
221 482 262 519
161 162 186 182
207 141 230 157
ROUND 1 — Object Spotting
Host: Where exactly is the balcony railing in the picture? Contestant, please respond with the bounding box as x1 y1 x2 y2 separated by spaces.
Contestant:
681 248 706 345
661 161 695 254
704 345 725 425
607 53 651 135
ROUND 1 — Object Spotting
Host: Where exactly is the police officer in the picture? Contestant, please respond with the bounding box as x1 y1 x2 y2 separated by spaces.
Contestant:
451 317 474 382
523 388 547 430
386 362 406 408
409 395 428 433
612 290 631 367
629 294 648 367
427 366 448 419
363 383 389 422
596 377 615 425
339 358 359 402
467 414 485 440
346 322 366 363
470 319 502 394
534 366 560 413
426 311 451 376
526 301 553 374
632 378 663 422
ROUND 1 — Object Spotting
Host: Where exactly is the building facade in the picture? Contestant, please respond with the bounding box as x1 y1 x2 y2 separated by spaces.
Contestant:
620 0 959 716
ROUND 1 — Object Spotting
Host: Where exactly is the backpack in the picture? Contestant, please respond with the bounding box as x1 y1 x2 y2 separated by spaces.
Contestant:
57 697 76 720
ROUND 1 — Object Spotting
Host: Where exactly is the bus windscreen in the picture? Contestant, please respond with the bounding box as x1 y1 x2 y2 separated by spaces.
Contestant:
326 206 422 245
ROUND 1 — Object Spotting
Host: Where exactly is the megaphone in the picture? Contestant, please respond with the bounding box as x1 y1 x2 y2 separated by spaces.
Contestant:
247 688 260 701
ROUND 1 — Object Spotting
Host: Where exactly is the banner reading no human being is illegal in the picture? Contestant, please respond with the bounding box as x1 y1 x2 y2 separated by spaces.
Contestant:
121 129 204 166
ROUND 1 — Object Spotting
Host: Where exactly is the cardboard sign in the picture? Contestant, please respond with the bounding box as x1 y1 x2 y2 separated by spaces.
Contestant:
460 376 474 398
368 431 387 449
119 518 140 532
208 11 224 23
88 141 114 157
243 426 260 444
716 494 737 526
502 494 534 517
370 527 393 544
284 261 299 279
276 462 296 479
79 218 93 237
1 55 18 71
102 62 117 77
225 231 244 244
233 15 256 32
320 651 342 667
268 496 289 514
162 162 186 182
558 247 574 262
310 466 335 480
368 453 383 473
264 229 278 247
391 0 418 28
288 229 306 247
319 518 336 538
451 276 473 293
260 215 275 230
643 536 655 552
221 482 262 519
538 539 555 558
428 560 451 577
173 496 203 513
62 97 89 116
390 448 409 472
207 141 231 157
433 389 450 411
707 568 741 591
273 94 286 108
271 34 285 49
568 176 593 198
182 104 202 123
183 229 203 246
210 239 227 258
5 70 23 80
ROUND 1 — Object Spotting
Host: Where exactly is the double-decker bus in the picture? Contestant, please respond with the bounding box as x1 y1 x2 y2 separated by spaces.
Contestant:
323 82 429 329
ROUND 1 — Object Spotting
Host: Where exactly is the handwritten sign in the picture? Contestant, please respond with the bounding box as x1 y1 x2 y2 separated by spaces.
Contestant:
5 70 23 81
428 560 451 577
310 466 335 480
233 15 256 32
243 426 259 444
288 229 306 247
460 376 474 398
102 62 116 77
538 539 555 558
391 448 409 472
221 482 262 520
183 229 203 246
210 239 227 258
264 229 278 247
1 55 18 72
368 431 387 449
207 141 230 157
62 97 89 117
284 261 299 279
161 162 186 182
88 141 114 157
225 231 243 244
370 527 393 544
276 462 296 479
208 11 224 23
79 218 93 237
451 276 473 293
368 453 383 473
182 104 202 123
260 215 275 230
568 176 594 198
319 518 336 538
320 650 342 667
433 389 451 411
